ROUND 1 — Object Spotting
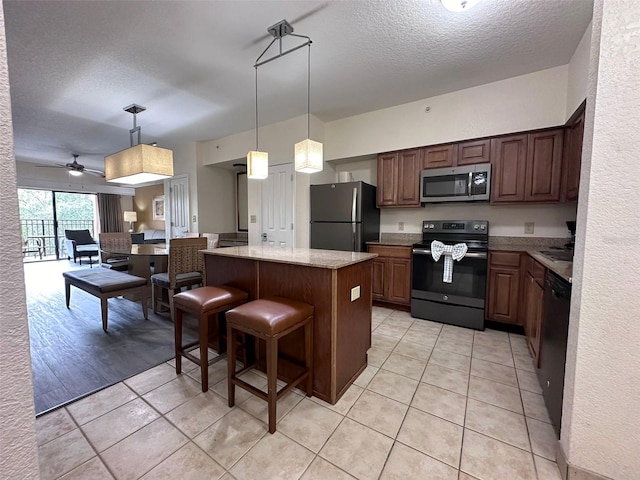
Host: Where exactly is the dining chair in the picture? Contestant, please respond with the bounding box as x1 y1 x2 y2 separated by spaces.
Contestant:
202 233 220 249
150 237 207 319
98 232 131 271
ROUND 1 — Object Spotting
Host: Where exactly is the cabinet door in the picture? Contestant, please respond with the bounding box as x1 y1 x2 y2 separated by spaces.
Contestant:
377 153 398 206
491 135 528 203
387 258 411 305
525 129 564 202
563 112 584 202
397 149 421 206
457 139 491 165
487 266 521 324
422 144 458 169
372 258 386 300
526 277 544 366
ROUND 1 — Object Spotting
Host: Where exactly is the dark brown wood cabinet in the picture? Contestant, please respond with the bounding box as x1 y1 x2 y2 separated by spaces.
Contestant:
562 109 585 202
367 244 412 307
491 129 563 204
376 149 421 207
490 135 528 203
486 251 522 324
422 144 458 169
525 130 564 202
458 139 491 165
522 256 546 365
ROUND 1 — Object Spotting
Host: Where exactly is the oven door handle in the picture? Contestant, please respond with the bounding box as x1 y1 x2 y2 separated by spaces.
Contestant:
412 248 487 259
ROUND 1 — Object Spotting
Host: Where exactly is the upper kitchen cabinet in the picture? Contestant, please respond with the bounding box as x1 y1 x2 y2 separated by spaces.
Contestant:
457 139 491 165
491 129 563 203
562 107 585 202
376 149 421 207
422 144 458 169
491 134 528 203
525 129 564 202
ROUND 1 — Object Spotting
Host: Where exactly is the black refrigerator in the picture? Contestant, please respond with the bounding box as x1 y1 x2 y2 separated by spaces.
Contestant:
310 181 380 252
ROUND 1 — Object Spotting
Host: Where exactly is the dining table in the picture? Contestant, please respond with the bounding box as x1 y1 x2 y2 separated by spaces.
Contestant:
100 243 168 303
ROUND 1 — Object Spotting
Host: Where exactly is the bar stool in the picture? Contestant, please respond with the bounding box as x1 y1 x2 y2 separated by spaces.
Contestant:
173 286 248 392
226 296 313 434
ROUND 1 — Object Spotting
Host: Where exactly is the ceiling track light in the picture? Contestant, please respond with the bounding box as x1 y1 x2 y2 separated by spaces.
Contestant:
105 104 174 184
247 19 323 179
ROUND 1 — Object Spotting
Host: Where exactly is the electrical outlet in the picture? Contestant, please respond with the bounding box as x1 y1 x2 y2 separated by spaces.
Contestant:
524 222 535 234
250 215 257 224
398 221 404 231
350 285 361 302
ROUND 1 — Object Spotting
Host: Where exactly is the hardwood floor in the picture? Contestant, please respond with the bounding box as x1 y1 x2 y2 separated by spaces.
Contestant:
25 260 197 415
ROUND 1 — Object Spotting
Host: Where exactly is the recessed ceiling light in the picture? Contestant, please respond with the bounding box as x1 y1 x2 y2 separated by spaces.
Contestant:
441 0 480 12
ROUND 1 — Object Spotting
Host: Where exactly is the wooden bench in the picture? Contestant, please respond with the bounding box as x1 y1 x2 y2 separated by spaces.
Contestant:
63 269 148 332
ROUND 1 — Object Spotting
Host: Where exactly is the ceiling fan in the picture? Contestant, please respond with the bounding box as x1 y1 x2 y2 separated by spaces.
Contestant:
37 154 104 177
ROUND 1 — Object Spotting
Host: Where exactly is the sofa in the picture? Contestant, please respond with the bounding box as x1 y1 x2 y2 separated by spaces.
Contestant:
140 229 166 244
64 229 99 264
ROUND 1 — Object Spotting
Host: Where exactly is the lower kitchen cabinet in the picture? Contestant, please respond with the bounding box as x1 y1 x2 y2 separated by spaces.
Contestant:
523 256 546 365
367 244 412 307
486 251 522 324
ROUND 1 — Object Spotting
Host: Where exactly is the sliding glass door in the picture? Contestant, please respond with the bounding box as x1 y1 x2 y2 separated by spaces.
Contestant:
18 189 97 260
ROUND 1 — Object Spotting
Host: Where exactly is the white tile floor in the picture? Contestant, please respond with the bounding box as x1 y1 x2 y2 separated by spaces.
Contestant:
36 306 563 480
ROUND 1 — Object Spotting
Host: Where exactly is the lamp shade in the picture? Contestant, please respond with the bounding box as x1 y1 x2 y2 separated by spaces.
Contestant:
105 144 173 184
247 150 268 179
123 211 137 222
295 139 323 174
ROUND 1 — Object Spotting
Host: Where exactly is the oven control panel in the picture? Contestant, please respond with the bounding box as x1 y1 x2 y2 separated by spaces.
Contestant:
422 220 488 234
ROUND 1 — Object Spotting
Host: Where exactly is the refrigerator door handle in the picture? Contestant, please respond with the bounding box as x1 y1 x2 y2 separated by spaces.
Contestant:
351 187 357 223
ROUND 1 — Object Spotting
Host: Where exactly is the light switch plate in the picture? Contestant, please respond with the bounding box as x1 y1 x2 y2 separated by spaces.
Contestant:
398 221 404 231
350 285 361 301
250 215 257 224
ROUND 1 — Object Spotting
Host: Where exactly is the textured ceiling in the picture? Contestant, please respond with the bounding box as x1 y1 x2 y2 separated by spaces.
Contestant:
3 0 593 171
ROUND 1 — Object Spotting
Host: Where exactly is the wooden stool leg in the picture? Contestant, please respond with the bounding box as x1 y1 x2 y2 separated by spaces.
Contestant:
199 310 209 392
266 336 278 434
304 320 313 397
174 307 183 375
227 324 237 407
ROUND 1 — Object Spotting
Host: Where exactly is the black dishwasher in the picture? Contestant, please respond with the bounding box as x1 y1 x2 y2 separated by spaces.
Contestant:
538 270 572 437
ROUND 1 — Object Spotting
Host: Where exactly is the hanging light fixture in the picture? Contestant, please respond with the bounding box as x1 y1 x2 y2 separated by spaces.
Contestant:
250 19 323 178
105 104 174 184
247 62 268 179
295 41 323 174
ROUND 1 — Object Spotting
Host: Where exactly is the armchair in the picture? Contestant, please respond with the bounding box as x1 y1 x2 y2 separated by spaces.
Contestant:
64 229 99 265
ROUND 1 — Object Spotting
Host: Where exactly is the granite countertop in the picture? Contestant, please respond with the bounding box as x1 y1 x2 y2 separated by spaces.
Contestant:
203 245 377 269
488 238 573 283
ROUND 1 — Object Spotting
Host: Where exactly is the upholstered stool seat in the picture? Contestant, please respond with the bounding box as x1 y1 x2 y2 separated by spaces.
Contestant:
173 285 248 392
227 296 314 433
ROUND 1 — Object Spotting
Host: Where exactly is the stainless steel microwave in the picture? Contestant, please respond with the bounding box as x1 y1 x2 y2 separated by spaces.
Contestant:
420 164 491 203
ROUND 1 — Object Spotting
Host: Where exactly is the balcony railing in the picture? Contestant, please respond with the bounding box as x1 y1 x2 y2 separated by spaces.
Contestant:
21 219 95 260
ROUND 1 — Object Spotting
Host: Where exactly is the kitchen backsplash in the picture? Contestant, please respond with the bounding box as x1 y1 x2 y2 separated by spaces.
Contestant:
380 203 577 238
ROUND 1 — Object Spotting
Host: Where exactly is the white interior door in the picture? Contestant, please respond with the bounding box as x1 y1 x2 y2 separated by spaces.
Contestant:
169 175 190 238
261 163 294 247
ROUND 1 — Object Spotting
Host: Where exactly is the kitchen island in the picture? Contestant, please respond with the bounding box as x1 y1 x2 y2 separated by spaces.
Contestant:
203 245 376 404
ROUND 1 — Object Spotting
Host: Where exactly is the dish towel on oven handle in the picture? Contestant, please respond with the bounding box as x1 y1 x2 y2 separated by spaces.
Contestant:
430 240 468 283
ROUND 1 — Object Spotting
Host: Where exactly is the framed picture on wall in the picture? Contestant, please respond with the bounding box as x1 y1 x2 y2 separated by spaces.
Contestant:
153 195 165 221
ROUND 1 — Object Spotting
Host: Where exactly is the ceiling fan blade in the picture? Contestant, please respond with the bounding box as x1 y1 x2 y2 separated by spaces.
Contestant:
243 3 329 49
84 169 105 177
35 164 66 168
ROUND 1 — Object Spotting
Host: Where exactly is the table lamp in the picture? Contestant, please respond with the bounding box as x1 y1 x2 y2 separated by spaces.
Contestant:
124 211 137 233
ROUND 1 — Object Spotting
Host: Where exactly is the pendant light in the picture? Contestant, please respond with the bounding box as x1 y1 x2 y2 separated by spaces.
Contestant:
249 19 323 178
247 65 268 179
105 104 174 184
294 43 323 174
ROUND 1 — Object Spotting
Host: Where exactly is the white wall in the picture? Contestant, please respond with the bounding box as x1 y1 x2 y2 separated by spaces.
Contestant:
561 1 640 478
324 66 569 161
0 3 40 476
566 22 592 118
